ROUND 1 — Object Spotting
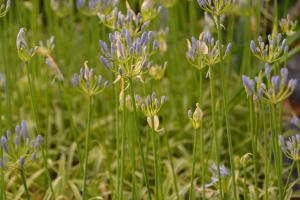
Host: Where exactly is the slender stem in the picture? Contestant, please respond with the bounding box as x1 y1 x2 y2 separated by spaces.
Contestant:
189 129 198 199
158 81 180 199
261 103 269 200
25 62 55 199
120 87 126 200
83 96 92 200
129 78 152 200
263 0 269 41
20 169 31 200
243 167 247 200
114 74 120 200
151 116 159 200
283 160 295 196
199 71 205 200
296 161 300 188
60 82 84 175
254 111 259 200
209 66 223 200
217 16 237 200
1 168 5 200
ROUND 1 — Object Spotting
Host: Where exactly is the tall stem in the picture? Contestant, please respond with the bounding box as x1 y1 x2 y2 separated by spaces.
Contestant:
25 62 55 199
114 74 120 200
243 167 247 200
189 129 198 199
296 161 300 188
120 87 126 200
199 71 205 200
129 78 152 200
60 82 84 175
283 160 295 196
217 16 237 200
261 103 269 200
158 81 180 199
254 111 259 200
209 66 223 200
83 96 92 199
151 116 159 200
20 169 31 200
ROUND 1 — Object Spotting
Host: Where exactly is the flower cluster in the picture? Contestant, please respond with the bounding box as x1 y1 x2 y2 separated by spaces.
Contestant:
153 27 169 54
50 0 72 17
158 0 178 8
204 164 231 193
279 14 298 36
280 135 300 161
197 0 235 16
242 64 297 104
186 32 231 69
0 0 10 18
36 36 55 57
16 28 38 63
97 3 151 37
71 61 108 96
99 28 159 80
45 55 64 81
250 34 288 64
77 0 118 17
188 103 203 129
0 120 41 172
149 61 167 80
135 92 165 117
291 115 300 128
141 0 162 21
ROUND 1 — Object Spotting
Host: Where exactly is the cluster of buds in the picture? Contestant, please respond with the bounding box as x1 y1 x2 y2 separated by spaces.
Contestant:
0 0 10 18
188 103 203 129
71 61 108 96
241 64 297 104
16 28 38 63
203 164 231 194
50 0 72 17
240 153 252 168
149 61 167 80
0 120 41 171
280 135 300 161
141 0 162 21
279 14 298 36
77 0 118 17
100 28 159 81
153 27 169 54
291 115 300 128
45 55 64 81
97 3 151 38
158 0 178 8
250 34 288 63
186 32 231 70
36 36 55 57
197 0 235 16
135 92 165 117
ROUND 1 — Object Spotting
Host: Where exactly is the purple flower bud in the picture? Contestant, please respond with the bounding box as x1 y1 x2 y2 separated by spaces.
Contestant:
32 153 36 163
98 75 102 86
284 46 289 54
86 82 89 89
268 89 273 96
104 81 109 87
37 135 42 144
282 147 286 153
149 61 153 67
14 136 20 148
207 32 211 42
268 34 271 41
258 88 264 99
153 40 159 50
126 30 131 46
188 110 192 117
148 31 153 43
136 94 141 102
6 130 11 139
118 68 123 75
292 79 298 91
117 41 123 57
281 39 287 49
100 56 110 70
281 68 288 85
20 156 25 169
0 159 3 168
263 50 267 57
275 76 281 92
161 96 166 103
279 135 284 146
265 63 270 79
152 92 156 99
146 95 151 105
250 40 256 54
277 33 282 44
141 60 147 71
31 140 35 147
21 120 27 141
258 36 262 43
241 75 254 94
141 104 145 110
141 32 147 46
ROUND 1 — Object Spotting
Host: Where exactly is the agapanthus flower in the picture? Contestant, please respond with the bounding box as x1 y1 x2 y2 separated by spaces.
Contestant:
280 134 300 161
188 103 203 130
279 14 298 36
36 36 55 57
250 34 289 63
242 64 297 104
197 0 235 16
50 0 72 17
141 0 162 21
153 27 169 54
291 115 300 128
99 28 158 81
16 28 38 63
45 55 64 81
135 92 165 118
0 0 10 18
149 61 167 80
97 3 151 37
158 0 178 8
0 120 41 172
186 32 231 70
71 61 108 96
77 0 118 17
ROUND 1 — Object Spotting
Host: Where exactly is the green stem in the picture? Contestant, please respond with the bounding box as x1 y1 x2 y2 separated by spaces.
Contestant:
25 62 55 199
83 96 92 200
60 82 84 175
263 0 269 41
0 92 5 200
209 66 223 200
114 73 120 200
120 87 126 200
129 78 152 200
261 103 269 200
0 168 5 200
254 111 259 199
283 160 295 196
189 129 198 199
20 169 31 200
151 116 159 200
199 71 205 200
243 167 247 200
217 16 237 200
158 81 180 199
296 161 300 188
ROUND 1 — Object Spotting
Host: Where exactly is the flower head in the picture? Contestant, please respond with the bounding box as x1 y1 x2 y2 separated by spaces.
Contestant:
135 92 165 117
197 0 235 16
280 134 300 161
71 61 108 96
36 36 55 57
16 28 38 63
77 0 118 17
153 27 169 54
188 103 203 129
0 0 10 18
141 0 162 21
240 153 252 168
279 14 297 36
50 0 72 17
149 61 167 80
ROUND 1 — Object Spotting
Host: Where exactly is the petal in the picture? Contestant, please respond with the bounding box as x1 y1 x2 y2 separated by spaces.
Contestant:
113 75 122 84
